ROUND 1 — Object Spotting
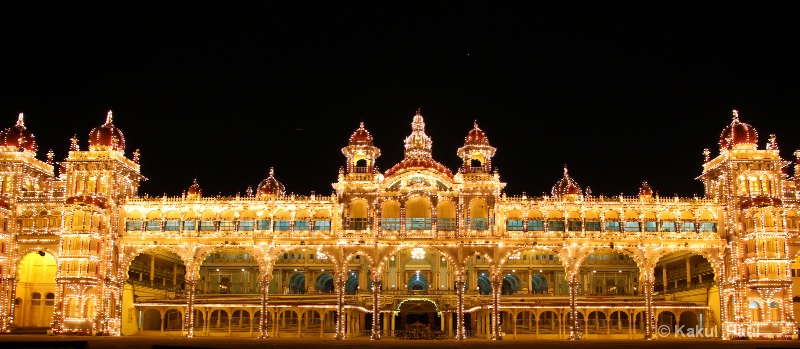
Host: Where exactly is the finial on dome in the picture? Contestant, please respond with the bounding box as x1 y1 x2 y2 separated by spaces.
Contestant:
106 110 113 125
47 149 54 165
416 107 422 115
70 135 79 151
474 120 478 129
269 167 275 177
359 121 364 128
732 109 739 121
16 113 25 127
563 164 569 176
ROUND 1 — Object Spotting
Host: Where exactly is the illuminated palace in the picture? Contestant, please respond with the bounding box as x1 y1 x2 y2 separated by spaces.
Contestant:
0 109 798 341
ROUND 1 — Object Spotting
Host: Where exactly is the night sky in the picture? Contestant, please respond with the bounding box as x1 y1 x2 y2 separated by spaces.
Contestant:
2 2 799 198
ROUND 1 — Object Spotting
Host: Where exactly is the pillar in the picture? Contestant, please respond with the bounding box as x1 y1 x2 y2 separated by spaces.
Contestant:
150 255 156 285
491 277 502 340
685 257 691 287
643 272 655 339
259 274 271 338
371 279 381 340
568 275 579 340
335 277 346 340
184 277 196 337
455 280 466 340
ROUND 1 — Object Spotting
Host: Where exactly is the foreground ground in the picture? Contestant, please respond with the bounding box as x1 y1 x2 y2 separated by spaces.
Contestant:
0 335 799 349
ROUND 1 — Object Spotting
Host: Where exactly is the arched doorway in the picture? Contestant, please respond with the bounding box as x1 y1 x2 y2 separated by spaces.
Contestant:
398 299 440 330
14 251 57 329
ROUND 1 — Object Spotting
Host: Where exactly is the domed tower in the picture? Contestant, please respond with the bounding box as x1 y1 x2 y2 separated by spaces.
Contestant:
64 110 142 200
404 108 433 160
88 110 126 152
697 109 794 339
0 113 38 153
551 165 582 201
638 180 654 201
639 181 653 198
186 179 201 199
256 167 285 199
0 112 55 203
718 110 758 152
341 122 380 175
457 121 496 174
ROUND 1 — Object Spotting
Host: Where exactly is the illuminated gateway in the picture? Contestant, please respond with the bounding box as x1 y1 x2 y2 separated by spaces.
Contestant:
0 109 797 340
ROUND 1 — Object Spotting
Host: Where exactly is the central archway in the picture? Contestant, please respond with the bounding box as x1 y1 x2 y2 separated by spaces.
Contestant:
398 299 440 331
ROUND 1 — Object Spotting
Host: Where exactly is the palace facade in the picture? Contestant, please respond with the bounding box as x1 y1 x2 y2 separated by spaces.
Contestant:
0 109 798 340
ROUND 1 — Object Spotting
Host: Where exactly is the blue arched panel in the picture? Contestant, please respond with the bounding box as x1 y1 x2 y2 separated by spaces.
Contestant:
407 272 429 291
531 274 548 294
345 273 359 294
502 273 521 295
477 274 491 295
315 273 334 293
288 272 306 294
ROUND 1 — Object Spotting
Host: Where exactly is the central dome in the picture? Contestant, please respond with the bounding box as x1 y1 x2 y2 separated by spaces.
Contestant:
384 109 454 179
551 166 581 198
257 167 286 197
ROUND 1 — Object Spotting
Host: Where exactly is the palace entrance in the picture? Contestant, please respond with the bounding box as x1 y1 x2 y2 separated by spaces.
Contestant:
395 299 446 339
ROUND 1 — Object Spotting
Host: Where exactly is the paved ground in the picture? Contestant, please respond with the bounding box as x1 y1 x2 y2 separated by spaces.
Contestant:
0 335 799 349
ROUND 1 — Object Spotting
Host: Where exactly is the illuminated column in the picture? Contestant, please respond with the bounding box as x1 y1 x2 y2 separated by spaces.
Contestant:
431 196 438 238
150 255 155 285
568 274 579 340
685 257 691 287
399 198 407 238
491 275 502 340
335 273 346 339
370 277 381 340
662 266 667 293
1 274 17 331
259 273 271 338
643 268 655 340
455 279 466 340
184 271 196 337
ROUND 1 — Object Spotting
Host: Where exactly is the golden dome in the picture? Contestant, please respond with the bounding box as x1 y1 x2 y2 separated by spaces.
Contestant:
257 167 285 197
187 179 201 197
551 165 581 198
639 180 653 196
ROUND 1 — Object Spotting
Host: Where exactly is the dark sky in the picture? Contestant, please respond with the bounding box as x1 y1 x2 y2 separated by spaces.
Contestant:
1 2 799 198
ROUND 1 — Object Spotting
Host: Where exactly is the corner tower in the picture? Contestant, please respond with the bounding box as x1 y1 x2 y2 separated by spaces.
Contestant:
55 110 143 335
696 109 795 339
0 113 59 332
